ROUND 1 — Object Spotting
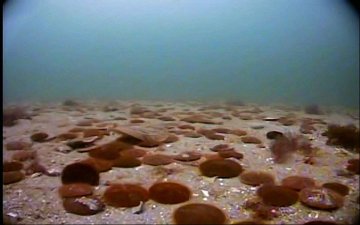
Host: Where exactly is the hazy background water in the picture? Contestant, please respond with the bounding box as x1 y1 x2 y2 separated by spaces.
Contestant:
3 0 359 107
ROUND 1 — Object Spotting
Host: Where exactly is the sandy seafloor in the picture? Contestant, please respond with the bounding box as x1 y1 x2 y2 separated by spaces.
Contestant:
3 100 359 224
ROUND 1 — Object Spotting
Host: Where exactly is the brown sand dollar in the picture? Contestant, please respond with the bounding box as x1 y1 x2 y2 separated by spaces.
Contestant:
230 129 247 136
61 162 99 185
3 171 25 185
142 154 174 166
112 155 142 168
240 170 275 186
88 146 120 160
346 158 359 174
322 182 350 196
63 196 105 215
57 132 78 140
173 151 202 162
58 183 94 198
204 132 225 140
81 157 113 173
218 149 243 160
5 141 32 150
178 124 195 130
103 184 149 208
199 159 243 178
130 119 145 124
241 136 262 144
173 203 227 224
212 127 232 134
149 182 191 204
12 150 37 161
163 134 179 143
299 187 344 210
3 161 24 172
266 131 283 140
83 129 108 138
183 131 202 138
302 220 338 225
120 148 147 158
281 176 316 191
210 144 232 152
232 220 267 225
257 184 299 207
30 132 49 142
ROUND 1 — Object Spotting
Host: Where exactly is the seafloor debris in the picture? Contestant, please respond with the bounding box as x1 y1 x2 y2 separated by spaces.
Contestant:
299 118 318 134
243 198 280 220
25 160 60 176
62 196 105 215
3 106 31 127
62 99 80 107
299 187 344 210
269 133 314 163
324 124 359 152
130 105 151 115
304 104 324 115
346 158 359 174
111 125 170 147
55 145 73 154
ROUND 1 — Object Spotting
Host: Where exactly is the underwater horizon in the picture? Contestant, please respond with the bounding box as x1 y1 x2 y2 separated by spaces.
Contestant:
3 0 359 108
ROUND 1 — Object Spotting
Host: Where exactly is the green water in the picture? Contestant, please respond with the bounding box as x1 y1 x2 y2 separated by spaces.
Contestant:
3 0 359 108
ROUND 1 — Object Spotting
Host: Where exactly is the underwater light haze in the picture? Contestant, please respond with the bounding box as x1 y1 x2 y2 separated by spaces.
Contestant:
3 0 359 107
